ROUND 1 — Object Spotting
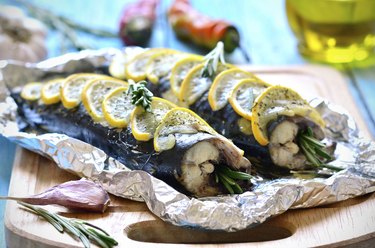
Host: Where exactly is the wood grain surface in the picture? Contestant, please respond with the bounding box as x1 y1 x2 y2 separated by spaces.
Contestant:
5 66 375 247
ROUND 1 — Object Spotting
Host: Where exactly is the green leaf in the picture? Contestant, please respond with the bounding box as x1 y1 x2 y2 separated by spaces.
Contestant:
300 139 316 155
52 213 81 237
217 165 252 180
201 41 226 78
321 164 343 171
127 80 153 112
306 127 314 137
300 143 321 167
87 228 118 246
18 202 64 232
232 183 243 194
219 175 234 194
301 135 325 148
218 173 237 185
315 147 333 160
214 165 251 194
17 202 118 248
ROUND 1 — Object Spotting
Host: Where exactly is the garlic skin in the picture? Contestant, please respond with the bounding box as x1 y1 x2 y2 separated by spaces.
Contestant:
0 5 47 63
2 179 111 213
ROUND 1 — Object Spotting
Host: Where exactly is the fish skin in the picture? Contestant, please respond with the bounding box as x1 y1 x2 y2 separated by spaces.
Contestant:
148 79 272 164
12 92 250 196
146 76 324 177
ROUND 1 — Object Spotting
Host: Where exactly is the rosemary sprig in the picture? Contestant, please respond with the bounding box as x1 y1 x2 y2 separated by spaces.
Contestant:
201 41 226 79
127 80 153 112
214 165 252 194
58 15 117 38
298 127 342 172
18 0 117 51
18 202 118 248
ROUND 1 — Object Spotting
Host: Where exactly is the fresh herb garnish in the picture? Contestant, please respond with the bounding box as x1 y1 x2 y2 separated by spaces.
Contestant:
18 202 118 248
214 165 252 194
201 41 226 79
298 127 342 171
20 0 117 51
127 80 153 112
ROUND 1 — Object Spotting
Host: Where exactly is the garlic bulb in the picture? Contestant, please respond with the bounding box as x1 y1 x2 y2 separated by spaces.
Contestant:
0 5 47 63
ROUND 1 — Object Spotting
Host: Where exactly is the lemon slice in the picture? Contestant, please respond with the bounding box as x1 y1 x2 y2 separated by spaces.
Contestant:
41 78 64 105
130 97 177 141
20 82 42 101
154 107 217 152
61 73 109 109
208 68 263 111
109 54 127 80
125 48 171 81
82 78 128 122
170 55 203 96
251 85 325 146
237 118 253 135
102 86 133 128
228 78 270 120
179 63 231 105
145 50 185 84
109 47 145 79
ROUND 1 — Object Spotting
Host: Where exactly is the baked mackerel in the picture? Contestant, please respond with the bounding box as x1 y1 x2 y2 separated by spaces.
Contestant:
12 91 251 197
145 67 335 175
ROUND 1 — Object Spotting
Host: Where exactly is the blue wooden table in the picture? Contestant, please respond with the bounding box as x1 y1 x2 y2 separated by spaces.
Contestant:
1 0 375 246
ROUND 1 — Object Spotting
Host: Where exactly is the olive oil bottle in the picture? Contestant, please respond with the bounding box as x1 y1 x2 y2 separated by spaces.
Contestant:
286 0 375 67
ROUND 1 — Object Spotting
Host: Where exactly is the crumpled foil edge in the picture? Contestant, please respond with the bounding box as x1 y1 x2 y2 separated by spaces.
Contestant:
1 48 374 232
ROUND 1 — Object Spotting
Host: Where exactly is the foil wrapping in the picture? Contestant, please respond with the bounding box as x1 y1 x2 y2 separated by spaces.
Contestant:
1 48 375 232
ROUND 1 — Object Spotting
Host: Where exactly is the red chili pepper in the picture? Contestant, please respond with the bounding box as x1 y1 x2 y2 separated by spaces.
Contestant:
168 0 240 52
119 0 159 46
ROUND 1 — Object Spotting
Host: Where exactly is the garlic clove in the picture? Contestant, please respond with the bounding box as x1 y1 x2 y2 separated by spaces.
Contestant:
1 179 111 213
21 17 48 38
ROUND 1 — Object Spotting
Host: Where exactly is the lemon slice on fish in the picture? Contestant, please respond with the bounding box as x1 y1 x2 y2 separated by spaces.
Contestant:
131 97 177 141
109 56 127 80
61 73 109 109
109 47 145 79
229 78 270 120
170 55 203 96
179 63 231 105
208 68 262 111
41 78 64 105
82 78 128 122
154 107 217 152
251 85 325 146
125 48 171 81
145 50 184 84
102 86 133 128
21 82 42 101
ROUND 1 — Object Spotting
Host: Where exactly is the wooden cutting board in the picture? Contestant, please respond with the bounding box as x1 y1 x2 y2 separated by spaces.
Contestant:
5 65 375 247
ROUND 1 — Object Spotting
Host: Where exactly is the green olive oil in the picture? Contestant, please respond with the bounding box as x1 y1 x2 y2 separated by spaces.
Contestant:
286 0 375 67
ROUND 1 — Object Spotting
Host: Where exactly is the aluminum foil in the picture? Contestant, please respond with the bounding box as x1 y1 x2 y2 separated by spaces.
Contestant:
1 48 375 232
